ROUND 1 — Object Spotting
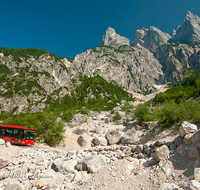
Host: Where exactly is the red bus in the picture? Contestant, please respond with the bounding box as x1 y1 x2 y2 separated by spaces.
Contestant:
0 125 37 145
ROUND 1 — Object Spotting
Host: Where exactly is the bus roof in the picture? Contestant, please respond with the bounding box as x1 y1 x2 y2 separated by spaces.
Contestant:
0 125 37 131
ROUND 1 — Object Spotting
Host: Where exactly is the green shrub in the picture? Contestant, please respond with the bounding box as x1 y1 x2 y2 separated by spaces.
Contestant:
120 102 134 114
0 47 73 63
61 110 76 122
79 107 89 115
154 99 200 128
0 64 10 75
154 100 178 128
113 112 121 122
134 102 152 124
2 111 65 146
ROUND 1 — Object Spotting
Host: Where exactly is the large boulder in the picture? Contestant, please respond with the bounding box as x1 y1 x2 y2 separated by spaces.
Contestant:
186 144 200 159
35 169 65 188
76 155 106 173
191 130 200 144
183 180 200 190
174 136 183 147
5 142 11 147
179 121 197 137
154 145 169 162
121 128 139 144
184 133 193 145
51 158 77 174
176 144 187 157
106 130 121 145
92 137 107 146
77 133 91 147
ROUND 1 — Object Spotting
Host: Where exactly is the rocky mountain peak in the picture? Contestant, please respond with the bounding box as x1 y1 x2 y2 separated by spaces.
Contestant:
168 11 200 44
133 26 171 53
101 27 130 46
186 11 198 20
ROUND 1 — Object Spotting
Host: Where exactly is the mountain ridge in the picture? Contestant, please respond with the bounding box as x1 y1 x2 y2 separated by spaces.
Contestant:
0 11 200 113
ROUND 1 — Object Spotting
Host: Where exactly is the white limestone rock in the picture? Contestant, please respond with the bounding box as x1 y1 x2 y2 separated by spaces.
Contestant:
154 145 169 162
169 11 200 44
0 139 5 145
77 133 91 147
133 26 171 53
179 121 197 137
35 169 65 188
51 158 77 174
76 155 106 173
183 180 200 190
158 183 180 190
101 27 130 46
106 130 122 145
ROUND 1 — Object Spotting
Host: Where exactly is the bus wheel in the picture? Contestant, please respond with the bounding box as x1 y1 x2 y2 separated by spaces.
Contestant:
11 139 15 145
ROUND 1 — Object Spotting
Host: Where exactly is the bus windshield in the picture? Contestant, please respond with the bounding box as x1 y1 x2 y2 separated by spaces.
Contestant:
24 130 37 140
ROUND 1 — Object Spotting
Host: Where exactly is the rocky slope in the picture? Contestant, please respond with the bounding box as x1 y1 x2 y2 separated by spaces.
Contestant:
1 11 200 113
0 54 77 112
73 44 163 93
1 109 200 190
156 44 200 83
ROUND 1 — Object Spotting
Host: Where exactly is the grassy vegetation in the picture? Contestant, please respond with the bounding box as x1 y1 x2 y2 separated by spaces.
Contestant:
108 58 120 66
46 75 134 112
133 71 200 127
0 47 73 62
0 74 135 146
97 45 114 49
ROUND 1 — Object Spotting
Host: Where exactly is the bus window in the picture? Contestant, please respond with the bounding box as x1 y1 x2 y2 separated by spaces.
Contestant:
24 130 36 140
0 128 5 138
5 128 13 137
13 129 21 138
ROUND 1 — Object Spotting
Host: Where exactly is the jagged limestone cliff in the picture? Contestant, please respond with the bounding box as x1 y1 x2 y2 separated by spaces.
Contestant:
169 11 200 44
101 27 130 46
0 54 76 112
73 44 163 93
1 11 200 113
133 26 171 53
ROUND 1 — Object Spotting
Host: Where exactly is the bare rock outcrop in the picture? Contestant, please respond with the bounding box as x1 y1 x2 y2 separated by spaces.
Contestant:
133 26 171 53
156 43 200 83
73 44 163 93
169 11 200 44
101 27 130 46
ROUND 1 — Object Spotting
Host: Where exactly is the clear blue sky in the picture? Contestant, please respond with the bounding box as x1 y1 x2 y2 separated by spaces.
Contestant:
1 0 200 58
